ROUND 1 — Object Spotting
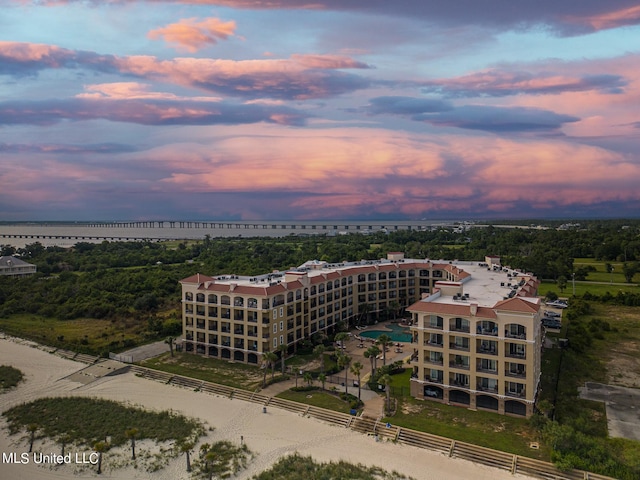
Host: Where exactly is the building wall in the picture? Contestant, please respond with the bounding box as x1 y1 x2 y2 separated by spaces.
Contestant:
408 305 541 418
180 260 444 364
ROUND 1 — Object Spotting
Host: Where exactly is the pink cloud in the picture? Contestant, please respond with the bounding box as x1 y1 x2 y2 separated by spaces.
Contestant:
148 17 237 52
566 5 640 31
76 82 222 102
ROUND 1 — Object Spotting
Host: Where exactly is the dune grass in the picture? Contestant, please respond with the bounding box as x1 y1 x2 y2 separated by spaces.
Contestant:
3 397 204 448
0 365 24 390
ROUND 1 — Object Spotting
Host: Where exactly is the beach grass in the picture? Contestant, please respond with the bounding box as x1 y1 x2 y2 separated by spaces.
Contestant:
141 352 264 390
0 365 24 390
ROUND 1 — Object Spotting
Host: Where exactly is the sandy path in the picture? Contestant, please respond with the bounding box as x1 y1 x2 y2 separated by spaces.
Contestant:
0 337 535 479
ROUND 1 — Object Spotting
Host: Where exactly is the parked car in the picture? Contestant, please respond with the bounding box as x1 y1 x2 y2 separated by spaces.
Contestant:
544 310 561 318
546 300 568 309
424 388 440 398
542 318 562 329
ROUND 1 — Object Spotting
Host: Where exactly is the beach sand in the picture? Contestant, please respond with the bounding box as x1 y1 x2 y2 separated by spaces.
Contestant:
0 336 535 479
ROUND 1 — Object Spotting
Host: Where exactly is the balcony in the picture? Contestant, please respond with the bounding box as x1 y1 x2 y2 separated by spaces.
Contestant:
449 342 470 352
476 384 498 393
425 340 443 348
449 361 470 370
425 375 443 384
505 389 526 398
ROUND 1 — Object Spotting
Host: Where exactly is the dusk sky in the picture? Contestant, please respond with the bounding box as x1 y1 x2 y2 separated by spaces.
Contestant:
1 1 640 221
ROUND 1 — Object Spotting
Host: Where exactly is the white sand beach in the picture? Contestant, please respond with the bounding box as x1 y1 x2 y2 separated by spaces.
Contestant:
0 337 535 479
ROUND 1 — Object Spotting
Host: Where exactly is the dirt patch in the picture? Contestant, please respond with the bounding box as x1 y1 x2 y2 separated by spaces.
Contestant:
606 341 640 389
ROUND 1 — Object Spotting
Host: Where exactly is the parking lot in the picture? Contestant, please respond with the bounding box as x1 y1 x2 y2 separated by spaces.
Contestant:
579 382 640 441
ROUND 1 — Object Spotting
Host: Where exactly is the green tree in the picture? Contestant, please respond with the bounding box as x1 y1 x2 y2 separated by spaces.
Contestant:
177 438 195 473
350 361 363 400
93 440 108 475
380 374 392 413
318 373 326 390
262 351 278 385
364 345 380 376
27 423 38 453
125 427 138 460
277 344 288 375
334 332 349 354
376 334 393 366
313 344 326 373
164 336 176 357
337 353 351 395
557 275 568 293
303 371 313 387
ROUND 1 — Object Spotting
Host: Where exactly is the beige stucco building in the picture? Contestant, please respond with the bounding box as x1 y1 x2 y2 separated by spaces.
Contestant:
407 258 541 417
180 253 541 417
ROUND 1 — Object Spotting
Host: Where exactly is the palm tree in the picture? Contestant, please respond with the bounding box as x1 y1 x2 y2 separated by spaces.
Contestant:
318 373 326 390
27 423 38 453
334 332 349 354
58 433 72 457
303 372 313 387
337 353 351 395
313 344 326 373
165 336 176 357
93 440 108 475
357 303 371 326
376 334 393 366
277 344 288 375
350 361 363 400
262 351 278 384
380 374 392 413
177 438 195 473
364 345 380 376
125 428 138 460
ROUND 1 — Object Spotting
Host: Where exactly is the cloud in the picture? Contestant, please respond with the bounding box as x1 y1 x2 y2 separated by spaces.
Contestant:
417 105 580 133
366 96 452 115
0 142 136 154
18 1 640 35
421 71 627 98
0 42 371 99
0 97 308 126
148 17 237 52
366 97 580 133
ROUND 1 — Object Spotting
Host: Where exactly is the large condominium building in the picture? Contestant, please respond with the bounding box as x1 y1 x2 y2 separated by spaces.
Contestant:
180 254 541 417
180 253 447 364
408 256 541 417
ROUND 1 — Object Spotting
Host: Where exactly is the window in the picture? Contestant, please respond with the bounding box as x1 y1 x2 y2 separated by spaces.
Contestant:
279 307 284 317
273 323 277 334
273 309 277 320
273 338 277 349
279 321 283 331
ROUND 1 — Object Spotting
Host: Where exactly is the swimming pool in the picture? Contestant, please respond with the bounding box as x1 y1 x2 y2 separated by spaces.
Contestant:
358 324 412 343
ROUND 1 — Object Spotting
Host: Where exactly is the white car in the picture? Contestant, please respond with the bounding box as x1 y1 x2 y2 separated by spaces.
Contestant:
546 300 568 309
424 388 439 398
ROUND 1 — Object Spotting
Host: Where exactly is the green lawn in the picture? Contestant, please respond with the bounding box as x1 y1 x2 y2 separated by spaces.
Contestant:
277 388 355 414
141 352 265 390
538 280 638 297
0 314 146 355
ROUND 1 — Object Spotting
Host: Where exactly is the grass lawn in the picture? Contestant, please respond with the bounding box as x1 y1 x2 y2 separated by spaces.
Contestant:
0 314 148 355
538 280 638 297
276 388 355 414
380 370 546 459
141 352 265 390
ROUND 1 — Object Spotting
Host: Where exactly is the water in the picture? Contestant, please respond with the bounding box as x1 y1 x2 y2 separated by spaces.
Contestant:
359 324 412 343
0 220 458 248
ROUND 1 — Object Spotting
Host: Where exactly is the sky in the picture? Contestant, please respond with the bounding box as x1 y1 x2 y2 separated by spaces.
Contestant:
1 1 640 221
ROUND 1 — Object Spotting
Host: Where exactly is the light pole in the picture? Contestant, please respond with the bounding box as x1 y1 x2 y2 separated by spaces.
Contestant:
610 266 614 284
572 272 575 296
